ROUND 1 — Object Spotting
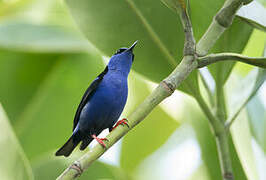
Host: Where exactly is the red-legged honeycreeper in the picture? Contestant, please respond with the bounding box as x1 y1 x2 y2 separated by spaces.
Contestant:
55 41 137 157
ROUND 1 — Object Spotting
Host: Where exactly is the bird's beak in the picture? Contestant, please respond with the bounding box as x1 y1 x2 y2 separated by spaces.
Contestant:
126 40 138 52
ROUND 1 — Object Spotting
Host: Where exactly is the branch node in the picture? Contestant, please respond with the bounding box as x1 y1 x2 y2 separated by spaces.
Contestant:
161 81 175 95
215 0 243 28
224 172 234 180
70 161 83 178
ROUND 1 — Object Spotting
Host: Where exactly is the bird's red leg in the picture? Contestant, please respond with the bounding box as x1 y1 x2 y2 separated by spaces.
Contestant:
91 134 108 148
112 118 129 131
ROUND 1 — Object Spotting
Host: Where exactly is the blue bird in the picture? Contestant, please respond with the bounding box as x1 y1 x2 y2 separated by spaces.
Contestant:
55 41 137 157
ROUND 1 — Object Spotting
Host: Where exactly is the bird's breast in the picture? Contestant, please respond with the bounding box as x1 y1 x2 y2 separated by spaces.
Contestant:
78 73 129 133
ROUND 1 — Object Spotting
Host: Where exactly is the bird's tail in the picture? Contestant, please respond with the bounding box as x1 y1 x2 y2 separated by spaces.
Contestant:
55 134 81 157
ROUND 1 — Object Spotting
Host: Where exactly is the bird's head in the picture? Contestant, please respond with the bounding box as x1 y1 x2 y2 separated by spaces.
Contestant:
108 41 137 74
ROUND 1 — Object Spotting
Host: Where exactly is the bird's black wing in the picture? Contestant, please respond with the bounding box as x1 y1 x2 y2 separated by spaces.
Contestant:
72 66 108 131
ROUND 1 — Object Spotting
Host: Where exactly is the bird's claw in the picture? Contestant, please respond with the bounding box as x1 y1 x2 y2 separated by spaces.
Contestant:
112 118 129 131
91 135 108 148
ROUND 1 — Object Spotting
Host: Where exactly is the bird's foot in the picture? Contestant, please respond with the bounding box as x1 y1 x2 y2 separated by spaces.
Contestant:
112 118 129 131
91 134 108 148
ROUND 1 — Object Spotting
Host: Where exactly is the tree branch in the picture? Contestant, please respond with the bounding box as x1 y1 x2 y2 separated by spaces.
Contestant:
196 0 252 56
193 93 224 135
178 4 196 56
216 130 234 180
198 53 266 68
195 0 254 179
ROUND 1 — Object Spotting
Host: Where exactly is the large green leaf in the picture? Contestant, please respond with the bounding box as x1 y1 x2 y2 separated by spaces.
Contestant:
247 94 266 153
65 0 199 95
0 104 33 180
0 22 90 53
225 45 266 140
234 29 266 76
120 73 179 174
14 53 104 160
0 0 75 29
226 68 266 125
0 51 57 123
0 0 31 18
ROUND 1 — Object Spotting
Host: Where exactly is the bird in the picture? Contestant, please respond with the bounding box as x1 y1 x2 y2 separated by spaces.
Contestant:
55 41 137 157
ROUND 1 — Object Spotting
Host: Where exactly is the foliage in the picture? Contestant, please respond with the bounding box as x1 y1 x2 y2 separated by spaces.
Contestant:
0 0 265 179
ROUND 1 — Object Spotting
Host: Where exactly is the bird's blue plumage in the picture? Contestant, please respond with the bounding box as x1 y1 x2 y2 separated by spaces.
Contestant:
78 69 129 134
55 41 137 157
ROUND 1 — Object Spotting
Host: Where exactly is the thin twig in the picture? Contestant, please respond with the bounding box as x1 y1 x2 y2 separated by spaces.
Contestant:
198 53 266 68
193 92 223 135
198 70 215 107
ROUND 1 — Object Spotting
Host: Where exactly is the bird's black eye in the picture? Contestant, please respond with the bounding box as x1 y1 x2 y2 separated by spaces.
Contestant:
115 48 127 55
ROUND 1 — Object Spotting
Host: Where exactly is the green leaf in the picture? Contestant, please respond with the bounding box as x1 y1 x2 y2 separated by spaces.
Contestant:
120 74 179 173
234 29 266 76
0 22 90 53
0 51 57 123
237 1 266 32
226 68 266 125
0 0 31 18
14 53 104 160
227 38 266 122
247 94 266 153
257 0 266 7
0 104 33 180
65 0 199 96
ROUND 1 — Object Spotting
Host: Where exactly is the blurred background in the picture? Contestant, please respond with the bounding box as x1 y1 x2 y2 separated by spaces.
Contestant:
0 0 265 179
